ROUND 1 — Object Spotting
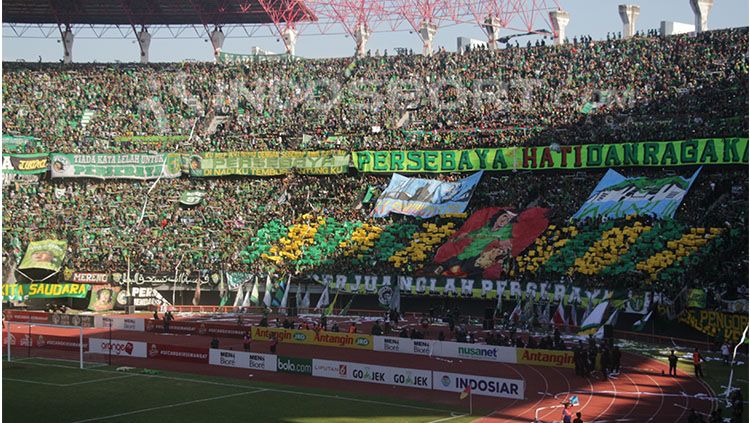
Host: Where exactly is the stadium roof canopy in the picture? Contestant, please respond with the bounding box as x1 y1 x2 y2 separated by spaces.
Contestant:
2 0 315 26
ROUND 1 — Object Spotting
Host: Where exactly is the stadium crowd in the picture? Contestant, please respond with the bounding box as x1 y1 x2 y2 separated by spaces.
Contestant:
2 28 747 153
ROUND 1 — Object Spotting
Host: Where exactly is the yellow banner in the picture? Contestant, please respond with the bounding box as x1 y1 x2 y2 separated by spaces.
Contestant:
516 348 574 368
252 327 373 350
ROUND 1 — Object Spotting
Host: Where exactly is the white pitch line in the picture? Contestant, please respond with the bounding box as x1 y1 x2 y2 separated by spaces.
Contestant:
425 413 468 423
64 375 136 386
11 359 454 413
70 389 268 423
3 377 64 386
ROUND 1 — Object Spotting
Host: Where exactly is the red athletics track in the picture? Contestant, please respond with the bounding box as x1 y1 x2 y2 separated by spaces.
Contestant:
3 319 716 423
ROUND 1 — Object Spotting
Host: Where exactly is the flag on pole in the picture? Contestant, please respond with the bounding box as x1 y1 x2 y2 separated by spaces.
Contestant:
262 274 273 308
301 285 311 309
569 302 578 328
279 275 292 308
542 301 551 324
494 294 503 317
389 281 401 312
192 280 201 306
315 284 330 311
551 302 566 327
242 283 252 307
569 395 580 406
249 276 260 305
325 290 339 316
460 385 471 400
578 301 608 335
595 307 620 339
632 310 653 332
233 283 245 307
340 295 354 316
581 298 592 322
218 277 229 306
295 283 303 308
509 301 522 323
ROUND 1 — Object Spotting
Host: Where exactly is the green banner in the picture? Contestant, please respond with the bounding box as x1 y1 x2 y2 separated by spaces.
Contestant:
2 153 49 174
218 51 295 64
19 240 67 272
179 190 205 206
679 309 749 342
188 151 350 177
2 283 90 301
354 138 748 172
276 356 312 375
49 153 182 180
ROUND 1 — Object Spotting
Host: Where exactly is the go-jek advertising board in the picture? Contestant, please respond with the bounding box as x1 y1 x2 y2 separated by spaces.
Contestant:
312 359 432 390
433 371 524 399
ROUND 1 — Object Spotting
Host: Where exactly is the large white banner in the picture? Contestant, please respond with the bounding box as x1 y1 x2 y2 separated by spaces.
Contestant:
433 371 524 399
312 359 431 390
88 338 147 358
373 337 433 356
208 349 277 372
439 341 517 363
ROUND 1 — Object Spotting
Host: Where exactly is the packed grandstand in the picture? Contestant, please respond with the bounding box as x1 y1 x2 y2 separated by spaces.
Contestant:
1 9 749 423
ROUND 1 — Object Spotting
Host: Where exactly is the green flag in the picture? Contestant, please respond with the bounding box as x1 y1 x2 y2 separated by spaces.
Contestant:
632 310 653 332
325 290 340 316
340 295 354 316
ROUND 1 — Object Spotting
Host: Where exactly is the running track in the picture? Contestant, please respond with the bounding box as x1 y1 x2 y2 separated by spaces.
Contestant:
3 320 715 423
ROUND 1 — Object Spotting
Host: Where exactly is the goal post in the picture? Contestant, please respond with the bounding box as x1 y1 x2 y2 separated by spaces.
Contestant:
4 320 96 369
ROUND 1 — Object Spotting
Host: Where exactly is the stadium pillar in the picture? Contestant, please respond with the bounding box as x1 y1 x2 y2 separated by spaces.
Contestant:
419 21 438 56
354 23 370 58
481 16 501 50
618 4 640 39
62 27 74 64
137 29 151 64
689 0 714 32
282 27 298 56
548 10 570 46
210 28 225 62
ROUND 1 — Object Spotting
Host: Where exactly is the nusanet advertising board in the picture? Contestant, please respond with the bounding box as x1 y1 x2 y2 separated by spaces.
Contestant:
373 336 517 364
312 359 432 390
432 371 524 399
88 338 147 358
208 348 277 372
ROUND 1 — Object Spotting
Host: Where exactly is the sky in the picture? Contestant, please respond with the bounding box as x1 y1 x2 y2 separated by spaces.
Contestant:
1 0 748 63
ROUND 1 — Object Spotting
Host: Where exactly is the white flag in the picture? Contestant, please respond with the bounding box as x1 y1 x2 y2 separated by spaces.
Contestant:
262 274 273 308
233 283 245 307
315 285 330 311
280 275 292 308
249 276 260 305
301 285 311 309
295 283 303 308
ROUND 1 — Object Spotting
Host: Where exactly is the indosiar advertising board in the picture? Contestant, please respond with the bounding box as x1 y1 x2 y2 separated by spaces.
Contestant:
432 371 524 399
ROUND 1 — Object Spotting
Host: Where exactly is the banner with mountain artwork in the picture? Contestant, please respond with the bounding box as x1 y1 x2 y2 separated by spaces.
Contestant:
573 168 700 221
432 207 549 279
371 171 483 218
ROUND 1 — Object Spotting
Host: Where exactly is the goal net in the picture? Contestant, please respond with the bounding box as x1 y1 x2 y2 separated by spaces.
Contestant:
3 320 108 369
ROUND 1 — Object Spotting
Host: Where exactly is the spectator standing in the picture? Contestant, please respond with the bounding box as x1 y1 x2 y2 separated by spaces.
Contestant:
693 348 704 378
668 350 679 376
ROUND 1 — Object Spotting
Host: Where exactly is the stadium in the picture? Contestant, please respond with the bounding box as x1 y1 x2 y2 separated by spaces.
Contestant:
1 0 748 422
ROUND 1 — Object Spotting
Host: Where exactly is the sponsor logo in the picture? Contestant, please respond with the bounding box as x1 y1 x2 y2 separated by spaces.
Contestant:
457 346 497 359
455 377 520 396
219 351 236 366
383 339 400 352
413 340 431 354
355 337 370 346
338 364 347 376
124 319 137 330
149 344 159 358
293 333 307 341
36 335 46 347
352 368 385 382
102 341 135 355
198 324 207 336
519 349 574 367
277 357 312 375
441 375 451 387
